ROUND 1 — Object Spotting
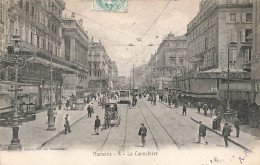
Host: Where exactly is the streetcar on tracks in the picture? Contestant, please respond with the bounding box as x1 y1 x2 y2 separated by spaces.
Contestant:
104 102 121 128
118 90 131 104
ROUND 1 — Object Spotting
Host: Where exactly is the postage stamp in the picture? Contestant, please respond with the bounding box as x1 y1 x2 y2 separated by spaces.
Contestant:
92 0 127 12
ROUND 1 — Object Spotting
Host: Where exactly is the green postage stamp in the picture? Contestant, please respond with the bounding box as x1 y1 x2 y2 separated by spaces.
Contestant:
92 0 127 12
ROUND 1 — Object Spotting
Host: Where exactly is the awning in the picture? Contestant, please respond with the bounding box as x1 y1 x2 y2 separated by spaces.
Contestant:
27 57 77 73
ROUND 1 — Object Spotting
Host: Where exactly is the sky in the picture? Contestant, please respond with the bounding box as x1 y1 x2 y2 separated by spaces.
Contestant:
63 0 201 77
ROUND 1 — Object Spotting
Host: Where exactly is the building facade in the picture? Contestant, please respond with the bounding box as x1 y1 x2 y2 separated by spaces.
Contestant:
0 0 71 111
182 0 253 101
252 0 260 106
146 33 188 89
61 14 89 99
87 38 112 92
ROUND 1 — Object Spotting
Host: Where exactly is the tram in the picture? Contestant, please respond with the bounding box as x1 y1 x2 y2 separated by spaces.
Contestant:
118 90 131 104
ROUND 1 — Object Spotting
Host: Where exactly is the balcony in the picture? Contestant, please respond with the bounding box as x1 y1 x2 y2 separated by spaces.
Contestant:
242 63 251 71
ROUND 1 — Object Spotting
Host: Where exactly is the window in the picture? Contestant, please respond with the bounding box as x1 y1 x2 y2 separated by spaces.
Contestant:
31 6 34 17
229 49 237 64
242 13 252 23
26 1 29 15
89 63 92 68
226 13 240 23
228 29 238 42
42 38 46 50
89 71 91 76
180 59 184 66
19 0 23 9
0 2 3 22
246 13 252 22
37 35 40 47
245 29 253 42
230 13 236 22
31 32 33 44
244 49 252 63
205 38 208 50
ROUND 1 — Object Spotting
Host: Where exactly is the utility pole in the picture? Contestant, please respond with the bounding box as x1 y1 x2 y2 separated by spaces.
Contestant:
227 49 230 112
47 52 56 131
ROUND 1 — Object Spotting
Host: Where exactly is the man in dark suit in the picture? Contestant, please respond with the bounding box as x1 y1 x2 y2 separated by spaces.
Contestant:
197 121 208 145
222 122 232 147
138 123 147 147
64 114 71 134
94 115 101 135
234 115 240 138
87 105 91 118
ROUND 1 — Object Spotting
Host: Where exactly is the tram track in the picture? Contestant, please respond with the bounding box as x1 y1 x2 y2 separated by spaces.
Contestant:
139 99 182 149
95 104 129 152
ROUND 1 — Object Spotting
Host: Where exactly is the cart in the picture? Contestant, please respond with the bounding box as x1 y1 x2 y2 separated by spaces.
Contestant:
104 102 121 127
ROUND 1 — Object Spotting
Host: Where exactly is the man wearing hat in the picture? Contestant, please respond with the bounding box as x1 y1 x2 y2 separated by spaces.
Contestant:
94 115 101 135
222 122 232 147
234 115 240 138
197 121 208 145
138 123 147 147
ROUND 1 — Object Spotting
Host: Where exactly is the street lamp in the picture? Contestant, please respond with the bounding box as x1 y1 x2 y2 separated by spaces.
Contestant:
47 51 56 131
7 29 24 150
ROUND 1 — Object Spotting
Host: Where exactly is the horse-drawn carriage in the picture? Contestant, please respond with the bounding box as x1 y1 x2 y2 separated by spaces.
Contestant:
104 102 121 128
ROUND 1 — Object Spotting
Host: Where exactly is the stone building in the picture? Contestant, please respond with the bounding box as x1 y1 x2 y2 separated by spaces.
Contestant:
183 0 253 101
146 33 188 89
87 38 112 91
61 15 89 99
0 0 78 111
252 0 260 106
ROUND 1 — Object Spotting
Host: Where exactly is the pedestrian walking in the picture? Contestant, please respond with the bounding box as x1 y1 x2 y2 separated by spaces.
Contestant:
222 123 232 147
216 113 222 131
94 115 101 135
183 105 187 116
65 100 69 111
203 104 208 116
197 102 201 113
197 121 208 145
234 115 240 138
64 114 71 134
91 103 94 113
87 105 92 118
138 123 147 147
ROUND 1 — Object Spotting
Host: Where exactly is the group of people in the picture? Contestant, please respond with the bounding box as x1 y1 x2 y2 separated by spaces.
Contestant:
197 115 241 147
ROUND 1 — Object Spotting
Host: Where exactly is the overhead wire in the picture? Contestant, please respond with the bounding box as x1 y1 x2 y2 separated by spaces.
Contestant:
141 0 171 38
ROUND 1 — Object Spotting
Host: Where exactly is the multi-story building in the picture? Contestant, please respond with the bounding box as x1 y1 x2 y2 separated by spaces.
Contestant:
252 0 260 106
183 0 252 101
61 14 89 99
146 33 188 89
0 0 5 53
111 61 118 89
0 0 71 111
117 76 126 89
88 38 112 91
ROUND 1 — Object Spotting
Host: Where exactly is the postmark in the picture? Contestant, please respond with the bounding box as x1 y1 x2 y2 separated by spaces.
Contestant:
92 0 127 12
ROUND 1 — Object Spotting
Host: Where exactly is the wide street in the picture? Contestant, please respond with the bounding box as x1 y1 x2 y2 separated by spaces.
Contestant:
43 98 241 152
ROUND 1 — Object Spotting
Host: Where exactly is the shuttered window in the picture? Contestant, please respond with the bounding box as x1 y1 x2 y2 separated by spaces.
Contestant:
241 29 245 42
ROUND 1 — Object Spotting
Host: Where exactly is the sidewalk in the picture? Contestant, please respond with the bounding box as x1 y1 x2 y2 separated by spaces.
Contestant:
0 102 99 150
160 101 260 152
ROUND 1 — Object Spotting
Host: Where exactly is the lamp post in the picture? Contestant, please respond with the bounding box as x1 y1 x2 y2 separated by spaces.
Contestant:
7 29 24 150
227 48 231 113
47 51 56 131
